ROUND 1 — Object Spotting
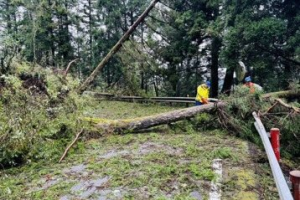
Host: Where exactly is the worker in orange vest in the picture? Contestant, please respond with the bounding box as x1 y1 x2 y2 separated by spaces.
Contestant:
195 81 210 106
244 76 255 93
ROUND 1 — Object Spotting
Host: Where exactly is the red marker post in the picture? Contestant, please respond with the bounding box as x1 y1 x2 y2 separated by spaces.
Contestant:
270 128 280 161
290 170 300 200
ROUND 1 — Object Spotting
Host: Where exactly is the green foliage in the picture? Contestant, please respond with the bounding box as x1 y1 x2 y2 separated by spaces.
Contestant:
220 86 300 157
212 147 233 159
1 74 22 89
2 129 268 199
115 41 159 96
168 120 196 135
0 63 89 167
1 0 299 96
192 113 219 131
221 0 300 91
218 86 265 144
263 108 300 158
189 162 215 181
227 86 264 118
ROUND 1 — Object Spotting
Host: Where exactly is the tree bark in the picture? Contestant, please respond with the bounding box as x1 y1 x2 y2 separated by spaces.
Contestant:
86 89 299 134
78 0 160 94
211 37 221 98
88 0 94 67
92 102 225 133
221 67 234 95
262 90 300 99
47 0 55 66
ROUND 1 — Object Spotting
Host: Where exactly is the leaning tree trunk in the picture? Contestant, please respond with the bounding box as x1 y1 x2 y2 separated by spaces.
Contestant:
90 102 226 133
78 0 160 94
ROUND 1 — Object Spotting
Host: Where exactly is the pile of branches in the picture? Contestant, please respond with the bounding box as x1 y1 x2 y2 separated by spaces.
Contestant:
260 98 300 157
217 86 300 158
0 60 88 167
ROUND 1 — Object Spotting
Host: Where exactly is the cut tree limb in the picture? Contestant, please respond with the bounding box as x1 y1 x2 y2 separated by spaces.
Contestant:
59 129 84 162
264 98 300 114
78 0 160 94
64 58 79 78
91 102 226 133
274 98 300 113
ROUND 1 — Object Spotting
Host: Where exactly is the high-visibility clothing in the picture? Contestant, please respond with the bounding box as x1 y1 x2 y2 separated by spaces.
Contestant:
195 84 209 104
244 82 255 93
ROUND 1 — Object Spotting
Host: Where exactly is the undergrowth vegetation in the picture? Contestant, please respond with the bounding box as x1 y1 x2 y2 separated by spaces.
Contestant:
1 130 274 199
216 86 300 158
0 60 94 167
0 60 299 169
0 60 179 168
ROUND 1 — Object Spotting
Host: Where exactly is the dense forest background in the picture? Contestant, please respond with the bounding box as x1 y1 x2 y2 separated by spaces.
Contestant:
0 0 299 97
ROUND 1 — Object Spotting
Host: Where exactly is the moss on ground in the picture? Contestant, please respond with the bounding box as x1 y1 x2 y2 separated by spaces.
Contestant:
83 100 178 120
0 128 279 199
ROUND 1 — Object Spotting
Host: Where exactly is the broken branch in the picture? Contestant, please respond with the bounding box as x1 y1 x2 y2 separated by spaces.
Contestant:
64 58 79 78
59 129 84 163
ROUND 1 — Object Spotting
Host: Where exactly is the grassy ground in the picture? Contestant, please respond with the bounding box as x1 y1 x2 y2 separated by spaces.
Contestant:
83 100 180 119
0 101 280 200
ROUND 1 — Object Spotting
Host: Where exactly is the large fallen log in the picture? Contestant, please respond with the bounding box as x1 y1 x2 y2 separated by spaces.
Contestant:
262 89 300 99
87 102 226 133
84 90 299 134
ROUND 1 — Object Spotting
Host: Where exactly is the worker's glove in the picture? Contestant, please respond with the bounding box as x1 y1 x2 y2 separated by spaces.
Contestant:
201 98 208 104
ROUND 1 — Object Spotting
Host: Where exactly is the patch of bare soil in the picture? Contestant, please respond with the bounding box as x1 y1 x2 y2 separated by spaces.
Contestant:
20 73 48 96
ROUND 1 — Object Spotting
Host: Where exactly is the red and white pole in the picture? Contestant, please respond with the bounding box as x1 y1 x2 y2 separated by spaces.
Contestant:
270 128 280 161
290 170 300 200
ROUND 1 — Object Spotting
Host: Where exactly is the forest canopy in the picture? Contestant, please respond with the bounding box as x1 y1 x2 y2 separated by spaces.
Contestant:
0 0 299 97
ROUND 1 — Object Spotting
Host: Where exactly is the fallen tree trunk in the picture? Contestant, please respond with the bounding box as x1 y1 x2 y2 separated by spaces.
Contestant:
89 102 226 133
262 90 300 99
84 90 298 134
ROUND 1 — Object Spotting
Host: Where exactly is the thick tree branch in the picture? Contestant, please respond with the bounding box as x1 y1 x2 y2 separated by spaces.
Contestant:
257 44 300 66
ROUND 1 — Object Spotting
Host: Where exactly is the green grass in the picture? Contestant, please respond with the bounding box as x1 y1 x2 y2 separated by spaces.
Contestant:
83 100 179 120
0 130 279 199
0 101 280 199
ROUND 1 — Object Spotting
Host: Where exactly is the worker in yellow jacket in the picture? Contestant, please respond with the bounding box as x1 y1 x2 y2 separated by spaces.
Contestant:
195 81 210 106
